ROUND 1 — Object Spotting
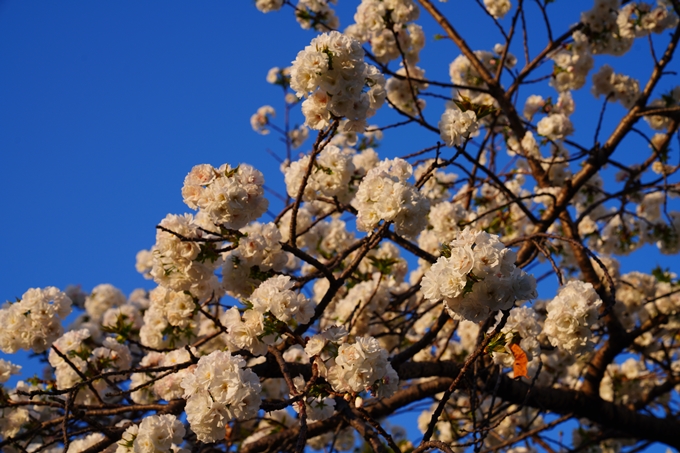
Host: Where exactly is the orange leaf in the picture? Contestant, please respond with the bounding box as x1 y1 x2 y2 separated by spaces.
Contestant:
510 343 529 379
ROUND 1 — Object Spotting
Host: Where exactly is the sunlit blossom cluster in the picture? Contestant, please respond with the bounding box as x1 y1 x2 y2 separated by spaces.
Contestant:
0 287 72 354
421 228 537 322
181 351 262 443
544 280 602 356
291 31 386 131
117 414 186 453
353 157 429 238
222 275 314 355
483 0 512 19
181 163 268 230
439 107 478 147
592 64 640 109
284 144 355 201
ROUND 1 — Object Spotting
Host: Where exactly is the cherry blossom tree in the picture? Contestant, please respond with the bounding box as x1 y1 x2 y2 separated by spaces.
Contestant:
2 1 680 452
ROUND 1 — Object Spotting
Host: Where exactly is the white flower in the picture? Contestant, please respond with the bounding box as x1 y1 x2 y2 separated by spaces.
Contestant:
353 158 429 238
251 275 314 325
544 280 602 355
181 163 268 230
0 359 21 384
484 0 512 18
523 95 544 120
255 0 283 13
0 287 72 354
536 113 573 140
118 414 185 453
327 336 398 397
422 228 536 323
181 350 262 443
250 105 275 135
305 335 327 357
439 108 478 147
291 31 385 131
284 144 355 201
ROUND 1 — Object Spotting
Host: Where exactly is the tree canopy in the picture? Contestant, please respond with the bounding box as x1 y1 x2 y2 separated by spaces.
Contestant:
2 1 680 452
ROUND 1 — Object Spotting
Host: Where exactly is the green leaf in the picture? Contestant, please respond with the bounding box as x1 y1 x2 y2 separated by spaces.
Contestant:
485 332 506 355
224 165 239 178
440 243 452 258
249 265 274 282
652 265 673 283
367 256 400 274
196 242 220 264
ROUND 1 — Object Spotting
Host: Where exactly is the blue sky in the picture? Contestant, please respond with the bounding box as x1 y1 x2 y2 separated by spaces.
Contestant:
1 1 678 450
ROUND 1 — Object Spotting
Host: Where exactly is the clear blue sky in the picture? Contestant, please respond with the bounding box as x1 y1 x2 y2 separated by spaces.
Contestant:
0 1 677 449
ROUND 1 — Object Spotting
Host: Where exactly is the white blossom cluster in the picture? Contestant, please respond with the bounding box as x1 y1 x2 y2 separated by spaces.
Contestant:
84 283 128 323
353 157 429 238
616 2 678 39
439 107 479 147
128 348 195 404
385 65 429 115
150 213 222 300
523 94 546 121
421 228 537 323
332 272 408 338
181 163 268 230
181 350 262 443
599 357 658 405
507 130 541 160
147 286 195 329
278 205 353 256
296 0 340 31
288 124 309 149
49 329 132 404
284 144 355 201
347 0 422 64
644 86 680 130
577 176 680 257
614 270 680 335
291 375 336 422
413 159 458 203
266 66 290 86
139 286 197 349
581 0 677 56
592 64 640 109
544 280 602 356
483 0 512 19
250 105 275 135
304 332 399 398
549 31 593 92
117 414 186 453
536 112 574 141
222 222 291 299
290 31 386 131
0 381 47 440
0 287 72 354
254 0 283 13
222 275 314 355
581 0 634 55
489 306 542 379
329 336 399 397
449 48 516 105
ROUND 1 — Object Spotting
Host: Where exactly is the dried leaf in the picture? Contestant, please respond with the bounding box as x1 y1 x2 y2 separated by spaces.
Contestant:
510 343 529 379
